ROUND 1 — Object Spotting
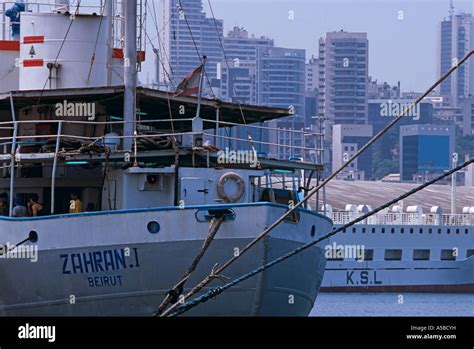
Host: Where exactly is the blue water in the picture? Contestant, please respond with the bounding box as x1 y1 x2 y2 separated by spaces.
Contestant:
310 293 474 316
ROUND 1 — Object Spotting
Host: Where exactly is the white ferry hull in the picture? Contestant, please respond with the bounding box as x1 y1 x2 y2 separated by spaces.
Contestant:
321 223 474 292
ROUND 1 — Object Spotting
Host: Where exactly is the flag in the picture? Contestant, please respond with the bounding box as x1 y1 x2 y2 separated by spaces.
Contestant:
174 64 203 97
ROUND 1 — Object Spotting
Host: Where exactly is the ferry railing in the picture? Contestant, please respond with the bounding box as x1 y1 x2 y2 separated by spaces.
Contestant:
331 211 474 227
442 214 473 226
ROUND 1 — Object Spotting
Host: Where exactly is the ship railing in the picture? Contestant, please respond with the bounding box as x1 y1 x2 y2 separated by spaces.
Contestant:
0 117 324 158
1 117 201 216
0 119 323 163
0 117 322 216
201 118 324 160
331 211 474 226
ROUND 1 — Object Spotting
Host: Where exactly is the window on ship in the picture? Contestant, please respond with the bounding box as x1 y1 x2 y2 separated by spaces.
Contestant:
413 249 430 261
384 249 402 261
440 249 456 261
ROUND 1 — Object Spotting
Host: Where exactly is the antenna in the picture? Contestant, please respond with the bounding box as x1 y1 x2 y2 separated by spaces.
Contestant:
449 0 454 17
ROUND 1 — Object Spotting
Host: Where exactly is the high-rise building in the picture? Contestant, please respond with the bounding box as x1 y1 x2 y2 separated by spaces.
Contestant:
219 60 257 104
318 31 369 126
305 56 319 127
256 46 306 159
438 12 474 107
219 26 273 104
223 26 274 62
305 55 318 92
158 0 223 89
256 46 306 115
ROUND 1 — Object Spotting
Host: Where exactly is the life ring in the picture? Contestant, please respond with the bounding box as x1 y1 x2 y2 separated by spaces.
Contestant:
216 172 245 203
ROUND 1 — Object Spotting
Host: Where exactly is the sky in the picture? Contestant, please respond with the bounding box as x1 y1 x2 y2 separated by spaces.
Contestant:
143 0 474 93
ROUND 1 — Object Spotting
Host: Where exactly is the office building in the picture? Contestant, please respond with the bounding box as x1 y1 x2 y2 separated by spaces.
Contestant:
332 124 373 180
400 125 455 181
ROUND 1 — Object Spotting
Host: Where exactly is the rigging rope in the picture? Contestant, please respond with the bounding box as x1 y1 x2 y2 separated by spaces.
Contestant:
206 0 258 156
86 0 107 83
147 0 177 89
36 0 82 105
167 158 474 317
177 0 217 100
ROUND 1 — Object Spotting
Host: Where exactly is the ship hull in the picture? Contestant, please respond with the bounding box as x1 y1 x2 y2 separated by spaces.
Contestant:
321 258 474 293
320 224 474 293
0 203 332 316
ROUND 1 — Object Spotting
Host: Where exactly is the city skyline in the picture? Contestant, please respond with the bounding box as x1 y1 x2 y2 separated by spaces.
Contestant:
143 0 474 92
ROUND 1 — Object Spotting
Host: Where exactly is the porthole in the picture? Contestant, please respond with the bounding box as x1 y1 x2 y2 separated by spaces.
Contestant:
147 221 161 234
310 225 316 237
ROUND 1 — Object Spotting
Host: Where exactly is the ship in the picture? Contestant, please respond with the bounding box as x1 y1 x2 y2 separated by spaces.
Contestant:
0 1 332 316
320 201 473 292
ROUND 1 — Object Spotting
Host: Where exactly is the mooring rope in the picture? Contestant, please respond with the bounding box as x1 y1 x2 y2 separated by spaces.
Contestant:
153 215 225 316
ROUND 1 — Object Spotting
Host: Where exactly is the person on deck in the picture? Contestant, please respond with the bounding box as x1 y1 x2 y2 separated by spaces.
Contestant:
12 195 27 217
69 193 83 214
28 194 43 217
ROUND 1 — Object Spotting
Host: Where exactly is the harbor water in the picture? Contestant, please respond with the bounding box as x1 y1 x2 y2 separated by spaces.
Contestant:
311 293 474 316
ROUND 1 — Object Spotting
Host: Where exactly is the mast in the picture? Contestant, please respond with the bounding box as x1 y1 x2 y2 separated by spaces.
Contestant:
105 0 114 86
123 0 137 151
